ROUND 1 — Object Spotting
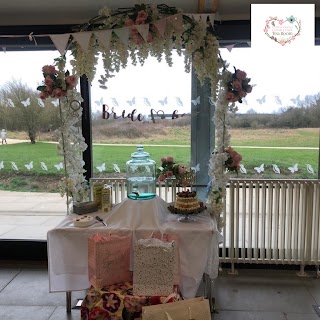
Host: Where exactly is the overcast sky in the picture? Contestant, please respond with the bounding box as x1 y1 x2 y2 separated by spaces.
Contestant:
0 45 319 114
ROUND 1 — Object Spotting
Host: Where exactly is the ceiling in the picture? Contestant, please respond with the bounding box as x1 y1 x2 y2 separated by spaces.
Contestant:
0 0 319 26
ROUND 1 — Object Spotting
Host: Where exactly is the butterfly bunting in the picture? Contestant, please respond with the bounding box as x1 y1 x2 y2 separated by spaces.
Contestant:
21 97 31 107
54 162 63 171
191 96 200 106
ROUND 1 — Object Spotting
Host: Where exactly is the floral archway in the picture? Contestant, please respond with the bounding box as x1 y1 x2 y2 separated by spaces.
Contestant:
38 4 252 229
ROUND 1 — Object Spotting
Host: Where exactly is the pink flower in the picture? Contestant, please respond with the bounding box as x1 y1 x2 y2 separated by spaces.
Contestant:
232 79 242 91
279 19 284 25
132 34 142 44
239 90 247 98
225 91 237 102
166 171 173 178
236 70 247 80
166 157 174 163
44 76 54 86
160 157 167 163
135 10 148 24
65 75 77 85
124 19 135 27
52 88 63 98
158 174 166 183
67 84 74 90
42 65 56 75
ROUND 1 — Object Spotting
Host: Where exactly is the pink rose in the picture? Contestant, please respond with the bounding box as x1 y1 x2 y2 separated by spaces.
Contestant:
44 76 54 86
65 75 77 85
225 91 238 103
166 171 173 178
124 19 135 27
160 157 166 163
42 65 56 75
135 10 148 24
158 174 166 183
232 79 242 91
236 70 247 80
52 88 63 98
166 157 174 163
239 90 247 98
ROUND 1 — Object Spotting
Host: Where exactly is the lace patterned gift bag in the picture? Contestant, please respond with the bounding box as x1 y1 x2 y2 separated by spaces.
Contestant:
133 238 176 296
141 297 211 320
88 233 132 288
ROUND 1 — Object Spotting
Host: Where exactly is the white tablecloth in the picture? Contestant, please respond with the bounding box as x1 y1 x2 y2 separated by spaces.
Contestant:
47 196 220 298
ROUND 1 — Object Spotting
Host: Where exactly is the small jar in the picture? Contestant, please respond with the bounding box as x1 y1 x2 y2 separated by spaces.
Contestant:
126 146 156 200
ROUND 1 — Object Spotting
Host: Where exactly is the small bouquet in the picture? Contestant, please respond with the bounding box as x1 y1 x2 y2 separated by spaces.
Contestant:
156 157 194 187
224 147 242 174
225 67 252 103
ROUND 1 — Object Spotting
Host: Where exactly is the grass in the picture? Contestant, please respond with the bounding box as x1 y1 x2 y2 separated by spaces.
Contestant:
0 128 318 193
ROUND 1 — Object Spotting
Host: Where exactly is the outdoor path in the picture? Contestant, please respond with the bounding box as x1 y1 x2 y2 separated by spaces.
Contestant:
2 139 318 149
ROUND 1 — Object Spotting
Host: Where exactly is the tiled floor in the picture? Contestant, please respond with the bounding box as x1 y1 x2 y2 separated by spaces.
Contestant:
0 263 320 320
1 191 320 319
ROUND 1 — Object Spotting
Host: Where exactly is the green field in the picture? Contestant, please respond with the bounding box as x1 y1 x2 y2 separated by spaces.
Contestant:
0 128 318 192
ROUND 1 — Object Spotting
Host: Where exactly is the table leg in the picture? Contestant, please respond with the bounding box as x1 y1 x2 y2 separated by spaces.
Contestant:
204 273 215 313
66 291 72 313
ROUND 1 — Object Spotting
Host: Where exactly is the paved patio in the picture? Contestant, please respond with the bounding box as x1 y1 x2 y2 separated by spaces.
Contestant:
0 191 67 240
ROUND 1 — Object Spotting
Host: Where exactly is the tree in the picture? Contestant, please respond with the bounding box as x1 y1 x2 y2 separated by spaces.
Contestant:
0 80 46 143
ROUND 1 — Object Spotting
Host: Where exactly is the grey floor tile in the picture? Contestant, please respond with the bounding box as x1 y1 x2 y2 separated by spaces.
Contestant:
214 275 316 314
0 305 55 320
0 269 86 307
0 269 20 291
48 306 81 320
213 310 286 320
301 278 320 305
285 313 320 320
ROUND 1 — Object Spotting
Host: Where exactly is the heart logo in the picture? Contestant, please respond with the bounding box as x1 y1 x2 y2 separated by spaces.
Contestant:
264 16 301 46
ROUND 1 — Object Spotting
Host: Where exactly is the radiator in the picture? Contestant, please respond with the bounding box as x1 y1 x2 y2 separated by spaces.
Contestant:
220 179 320 270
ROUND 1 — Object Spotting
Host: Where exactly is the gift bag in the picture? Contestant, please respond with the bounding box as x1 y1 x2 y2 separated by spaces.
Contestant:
142 297 211 320
133 238 176 296
88 233 132 288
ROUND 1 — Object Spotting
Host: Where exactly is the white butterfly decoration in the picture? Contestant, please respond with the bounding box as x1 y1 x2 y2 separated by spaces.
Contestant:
145 166 151 173
275 96 282 105
51 99 59 107
40 162 48 171
24 161 33 170
95 97 103 106
126 97 136 106
256 95 266 105
37 98 45 107
191 163 200 172
254 163 264 173
111 97 119 107
113 164 121 173
144 97 151 106
239 164 247 174
21 97 30 107
96 163 106 173
272 164 281 174
208 96 215 106
306 164 315 175
288 163 298 173
54 162 63 171
158 166 164 172
10 161 18 171
0 161 4 169
175 97 182 106
159 97 168 106
191 96 200 106
7 98 15 108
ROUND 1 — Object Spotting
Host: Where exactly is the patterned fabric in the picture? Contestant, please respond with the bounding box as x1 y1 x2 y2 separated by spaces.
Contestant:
81 282 182 320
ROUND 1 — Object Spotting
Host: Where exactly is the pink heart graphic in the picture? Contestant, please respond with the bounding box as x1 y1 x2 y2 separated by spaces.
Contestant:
264 16 301 46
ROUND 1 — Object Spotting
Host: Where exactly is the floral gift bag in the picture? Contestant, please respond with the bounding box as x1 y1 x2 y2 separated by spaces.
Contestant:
133 238 176 296
142 297 211 320
88 233 132 288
